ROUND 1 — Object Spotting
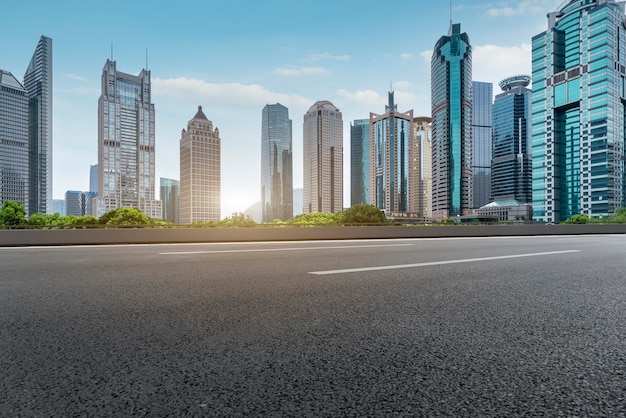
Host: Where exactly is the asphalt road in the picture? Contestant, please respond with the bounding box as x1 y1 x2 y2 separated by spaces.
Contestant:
1 235 625 417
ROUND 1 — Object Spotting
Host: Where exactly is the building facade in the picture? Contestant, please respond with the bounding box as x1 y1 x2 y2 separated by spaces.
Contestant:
303 101 343 213
180 106 221 224
0 70 29 213
472 81 493 209
261 103 293 222
160 177 180 224
532 0 626 222
350 119 370 207
96 59 161 218
413 117 433 221
24 36 53 216
369 91 415 215
431 23 473 220
65 190 96 216
492 75 532 204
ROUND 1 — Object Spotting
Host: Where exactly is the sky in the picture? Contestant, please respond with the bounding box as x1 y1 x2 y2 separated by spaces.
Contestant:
0 0 565 217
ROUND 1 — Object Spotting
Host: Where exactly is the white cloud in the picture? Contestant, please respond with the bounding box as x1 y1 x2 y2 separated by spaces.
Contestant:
311 53 349 61
153 77 312 109
487 0 559 17
273 66 330 77
472 43 532 88
400 53 414 60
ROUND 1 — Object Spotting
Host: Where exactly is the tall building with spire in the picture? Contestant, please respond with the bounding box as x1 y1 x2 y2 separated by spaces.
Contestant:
369 91 415 215
303 101 343 213
96 59 161 218
180 106 221 224
532 0 626 222
431 23 473 220
261 103 292 222
24 36 53 215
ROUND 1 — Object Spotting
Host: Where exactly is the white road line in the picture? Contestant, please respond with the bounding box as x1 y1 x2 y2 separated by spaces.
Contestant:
309 250 581 275
159 243 415 255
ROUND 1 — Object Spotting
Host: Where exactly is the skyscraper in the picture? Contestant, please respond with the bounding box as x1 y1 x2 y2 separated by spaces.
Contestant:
492 75 532 203
261 103 292 222
472 81 492 209
370 91 415 215
160 178 180 224
303 101 343 213
96 59 161 218
65 190 96 216
0 70 29 213
431 23 473 220
532 0 626 222
413 117 433 221
180 106 221 224
350 119 370 207
24 35 52 216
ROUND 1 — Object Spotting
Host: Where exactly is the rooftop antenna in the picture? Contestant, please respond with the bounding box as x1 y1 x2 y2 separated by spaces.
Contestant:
450 0 453 26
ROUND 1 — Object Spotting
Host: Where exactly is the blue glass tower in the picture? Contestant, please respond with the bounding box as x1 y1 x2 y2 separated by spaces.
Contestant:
350 119 370 206
532 0 626 222
261 103 292 222
370 91 414 214
472 81 493 208
431 23 473 219
492 75 532 203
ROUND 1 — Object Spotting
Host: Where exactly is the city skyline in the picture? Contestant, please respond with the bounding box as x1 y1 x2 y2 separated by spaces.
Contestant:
1 0 564 216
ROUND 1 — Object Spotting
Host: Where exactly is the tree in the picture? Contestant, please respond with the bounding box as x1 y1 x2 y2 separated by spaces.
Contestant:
611 207 626 223
99 207 150 227
0 200 27 227
219 212 256 227
339 204 389 225
563 213 589 224
287 212 339 226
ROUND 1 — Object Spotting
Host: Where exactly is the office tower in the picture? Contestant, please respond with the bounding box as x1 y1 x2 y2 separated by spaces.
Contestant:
431 23 473 220
370 91 415 215
491 75 532 203
52 199 65 216
65 190 97 216
350 119 370 206
96 59 161 218
180 106 221 224
472 81 493 208
24 36 52 215
160 177 180 224
303 101 343 213
532 0 626 222
413 117 433 220
261 103 293 222
89 164 98 193
0 70 30 213
293 187 303 216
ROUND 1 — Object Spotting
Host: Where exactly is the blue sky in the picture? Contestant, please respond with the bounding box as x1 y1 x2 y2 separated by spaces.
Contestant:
1 0 564 216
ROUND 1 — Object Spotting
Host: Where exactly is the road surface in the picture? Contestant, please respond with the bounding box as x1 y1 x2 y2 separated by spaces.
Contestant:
1 235 625 416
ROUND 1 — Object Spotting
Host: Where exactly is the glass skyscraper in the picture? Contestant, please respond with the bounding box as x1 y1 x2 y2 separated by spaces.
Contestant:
350 119 370 207
303 101 343 214
24 36 52 216
431 23 473 219
160 177 180 224
180 106 221 224
0 70 29 213
413 117 433 220
97 59 161 218
370 91 415 215
472 81 493 209
532 0 626 222
492 75 532 204
261 103 293 222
